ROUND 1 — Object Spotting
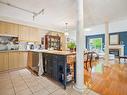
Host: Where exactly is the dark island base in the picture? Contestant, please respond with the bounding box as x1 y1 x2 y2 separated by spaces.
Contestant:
43 53 76 89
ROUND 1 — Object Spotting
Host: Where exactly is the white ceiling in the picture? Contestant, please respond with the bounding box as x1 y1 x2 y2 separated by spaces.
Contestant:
0 0 127 32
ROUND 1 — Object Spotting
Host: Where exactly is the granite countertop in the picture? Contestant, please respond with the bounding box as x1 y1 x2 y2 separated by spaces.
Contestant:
0 50 76 55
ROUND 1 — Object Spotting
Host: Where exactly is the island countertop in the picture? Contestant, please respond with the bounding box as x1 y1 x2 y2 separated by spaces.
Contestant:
0 50 76 55
29 50 76 56
42 50 76 55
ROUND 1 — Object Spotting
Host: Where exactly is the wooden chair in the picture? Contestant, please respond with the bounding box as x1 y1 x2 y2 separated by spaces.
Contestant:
84 52 93 71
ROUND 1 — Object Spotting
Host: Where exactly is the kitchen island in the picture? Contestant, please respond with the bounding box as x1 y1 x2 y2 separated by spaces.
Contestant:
42 50 76 89
27 50 76 89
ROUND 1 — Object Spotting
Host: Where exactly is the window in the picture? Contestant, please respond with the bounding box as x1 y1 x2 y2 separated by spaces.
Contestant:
89 38 102 51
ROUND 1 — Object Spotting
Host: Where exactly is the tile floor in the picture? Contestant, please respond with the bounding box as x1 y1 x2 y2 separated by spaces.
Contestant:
0 68 99 95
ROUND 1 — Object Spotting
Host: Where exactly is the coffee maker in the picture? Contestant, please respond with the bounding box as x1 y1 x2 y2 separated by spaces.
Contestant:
26 42 35 50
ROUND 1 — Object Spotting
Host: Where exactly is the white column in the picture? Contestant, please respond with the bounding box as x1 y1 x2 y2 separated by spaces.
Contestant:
84 35 86 49
73 0 85 92
104 17 109 65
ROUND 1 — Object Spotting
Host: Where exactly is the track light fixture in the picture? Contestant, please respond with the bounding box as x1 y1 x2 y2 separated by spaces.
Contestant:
0 1 44 21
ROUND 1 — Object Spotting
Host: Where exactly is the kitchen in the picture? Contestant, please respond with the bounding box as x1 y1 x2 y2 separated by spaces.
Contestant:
2 0 127 95
0 21 76 90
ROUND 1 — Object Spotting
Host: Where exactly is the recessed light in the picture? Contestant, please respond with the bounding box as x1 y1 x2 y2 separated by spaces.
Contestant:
84 28 91 31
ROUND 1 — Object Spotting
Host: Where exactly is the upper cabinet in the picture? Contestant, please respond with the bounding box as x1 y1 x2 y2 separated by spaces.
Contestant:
0 21 18 36
11 23 19 36
0 21 7 34
19 25 29 41
19 25 40 43
0 21 41 43
29 27 40 43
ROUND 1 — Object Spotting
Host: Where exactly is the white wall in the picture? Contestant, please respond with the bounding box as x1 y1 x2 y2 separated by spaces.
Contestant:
86 19 127 36
69 19 127 40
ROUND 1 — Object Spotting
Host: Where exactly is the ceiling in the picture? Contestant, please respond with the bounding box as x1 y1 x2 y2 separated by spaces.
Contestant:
0 0 127 32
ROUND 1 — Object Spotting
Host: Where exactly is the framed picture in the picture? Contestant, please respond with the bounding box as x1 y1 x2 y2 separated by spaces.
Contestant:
109 34 119 45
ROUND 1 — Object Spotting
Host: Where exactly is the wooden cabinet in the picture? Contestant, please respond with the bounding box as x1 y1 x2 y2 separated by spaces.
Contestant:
45 35 61 50
27 52 39 70
29 27 35 41
43 53 68 88
19 52 28 68
8 52 19 69
9 23 19 36
0 21 41 43
0 52 8 71
27 52 33 68
34 28 40 43
19 25 40 43
19 25 29 41
0 21 7 34
6 23 14 35
8 52 28 69
0 21 18 36
43 53 75 89
29 27 40 43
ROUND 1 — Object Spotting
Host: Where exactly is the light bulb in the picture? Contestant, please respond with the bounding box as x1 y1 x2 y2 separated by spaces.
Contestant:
64 32 69 36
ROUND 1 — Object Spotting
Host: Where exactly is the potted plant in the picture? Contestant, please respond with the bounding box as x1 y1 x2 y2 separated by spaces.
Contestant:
67 42 76 52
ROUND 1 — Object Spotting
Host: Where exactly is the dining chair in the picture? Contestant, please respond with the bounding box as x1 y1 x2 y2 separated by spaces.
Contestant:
84 52 93 71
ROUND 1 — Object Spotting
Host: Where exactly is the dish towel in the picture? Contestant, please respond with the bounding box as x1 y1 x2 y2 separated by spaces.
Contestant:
38 52 44 76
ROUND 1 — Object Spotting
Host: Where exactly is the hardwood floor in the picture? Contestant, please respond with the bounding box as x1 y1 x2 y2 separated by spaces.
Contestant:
84 59 127 95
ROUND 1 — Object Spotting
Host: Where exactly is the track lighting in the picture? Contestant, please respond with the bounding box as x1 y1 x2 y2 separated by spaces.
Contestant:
0 1 44 21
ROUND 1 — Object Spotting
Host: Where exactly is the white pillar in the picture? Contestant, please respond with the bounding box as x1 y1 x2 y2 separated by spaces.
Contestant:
104 17 109 65
74 0 85 92
84 35 86 49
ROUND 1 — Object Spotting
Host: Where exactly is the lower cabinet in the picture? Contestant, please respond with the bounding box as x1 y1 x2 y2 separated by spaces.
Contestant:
8 52 19 69
44 54 66 81
27 52 39 71
0 52 28 72
0 52 8 71
8 52 28 69
19 52 28 68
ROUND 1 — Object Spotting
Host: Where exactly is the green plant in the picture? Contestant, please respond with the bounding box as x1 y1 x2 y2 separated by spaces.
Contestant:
67 42 76 49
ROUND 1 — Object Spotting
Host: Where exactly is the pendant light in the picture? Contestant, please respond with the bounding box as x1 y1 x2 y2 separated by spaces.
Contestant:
64 23 69 36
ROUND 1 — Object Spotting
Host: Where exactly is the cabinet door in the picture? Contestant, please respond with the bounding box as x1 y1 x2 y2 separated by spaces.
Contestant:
32 52 39 67
0 53 8 71
52 55 58 80
8 52 19 69
46 54 52 76
0 21 7 34
29 27 40 42
27 52 33 68
0 53 4 71
10 23 19 36
34 28 40 42
0 21 18 36
19 25 29 41
6 22 13 35
19 52 28 68
29 27 33 42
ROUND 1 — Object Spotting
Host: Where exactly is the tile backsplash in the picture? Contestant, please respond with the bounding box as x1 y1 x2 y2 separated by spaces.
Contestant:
0 36 18 50
0 36 44 51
